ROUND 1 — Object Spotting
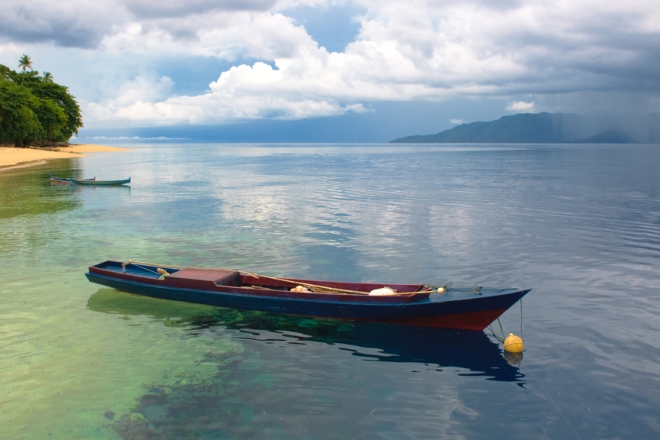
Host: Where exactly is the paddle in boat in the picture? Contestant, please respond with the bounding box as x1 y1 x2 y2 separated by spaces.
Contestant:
71 177 130 185
86 260 530 331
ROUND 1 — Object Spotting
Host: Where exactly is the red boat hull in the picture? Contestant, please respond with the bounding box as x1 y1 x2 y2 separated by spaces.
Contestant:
380 308 508 331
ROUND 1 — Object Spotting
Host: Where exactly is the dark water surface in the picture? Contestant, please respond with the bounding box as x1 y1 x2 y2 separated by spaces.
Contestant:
1 143 659 439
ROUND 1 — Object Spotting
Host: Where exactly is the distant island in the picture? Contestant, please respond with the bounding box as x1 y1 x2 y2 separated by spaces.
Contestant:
390 112 660 144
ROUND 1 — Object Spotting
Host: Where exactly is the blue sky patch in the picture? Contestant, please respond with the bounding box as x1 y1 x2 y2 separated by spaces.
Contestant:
283 3 365 53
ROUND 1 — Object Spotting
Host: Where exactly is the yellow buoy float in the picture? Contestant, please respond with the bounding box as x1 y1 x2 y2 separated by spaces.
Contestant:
503 333 525 353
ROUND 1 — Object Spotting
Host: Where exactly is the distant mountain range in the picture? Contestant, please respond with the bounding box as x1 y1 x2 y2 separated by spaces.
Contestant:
390 112 660 144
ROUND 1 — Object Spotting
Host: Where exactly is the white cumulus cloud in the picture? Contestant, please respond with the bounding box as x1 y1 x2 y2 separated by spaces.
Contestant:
506 101 535 111
2 0 660 126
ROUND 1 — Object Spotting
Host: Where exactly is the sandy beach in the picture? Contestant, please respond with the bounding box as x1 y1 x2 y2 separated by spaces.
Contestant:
0 144 128 171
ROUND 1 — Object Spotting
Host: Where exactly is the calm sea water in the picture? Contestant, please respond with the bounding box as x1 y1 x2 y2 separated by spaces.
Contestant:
1 143 659 439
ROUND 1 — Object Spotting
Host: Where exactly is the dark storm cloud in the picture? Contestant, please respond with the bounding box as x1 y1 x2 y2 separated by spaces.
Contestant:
0 0 279 49
0 2 120 48
0 25 104 49
466 7 660 96
126 0 278 18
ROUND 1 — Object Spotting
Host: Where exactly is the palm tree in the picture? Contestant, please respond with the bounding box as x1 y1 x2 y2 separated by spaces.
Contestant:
42 72 53 83
18 54 33 85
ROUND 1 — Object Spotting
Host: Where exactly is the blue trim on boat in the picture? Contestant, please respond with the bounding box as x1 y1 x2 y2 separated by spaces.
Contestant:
85 260 530 329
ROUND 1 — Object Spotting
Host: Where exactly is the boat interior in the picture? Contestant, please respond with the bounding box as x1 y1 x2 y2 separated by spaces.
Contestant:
98 261 430 296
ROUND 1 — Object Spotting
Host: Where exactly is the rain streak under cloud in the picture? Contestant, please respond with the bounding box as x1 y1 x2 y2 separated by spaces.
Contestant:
1 0 659 129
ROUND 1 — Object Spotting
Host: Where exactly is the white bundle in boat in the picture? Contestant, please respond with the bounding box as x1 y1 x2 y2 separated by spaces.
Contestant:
369 287 397 296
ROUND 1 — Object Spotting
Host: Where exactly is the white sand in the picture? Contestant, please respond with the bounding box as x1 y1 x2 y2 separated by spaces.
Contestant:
0 144 128 171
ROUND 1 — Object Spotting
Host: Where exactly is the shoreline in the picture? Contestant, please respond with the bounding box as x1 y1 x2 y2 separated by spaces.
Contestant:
0 144 128 172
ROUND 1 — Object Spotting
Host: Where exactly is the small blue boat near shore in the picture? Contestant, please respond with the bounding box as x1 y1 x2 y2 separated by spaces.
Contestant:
50 175 77 184
71 177 130 185
86 260 530 331
50 175 130 185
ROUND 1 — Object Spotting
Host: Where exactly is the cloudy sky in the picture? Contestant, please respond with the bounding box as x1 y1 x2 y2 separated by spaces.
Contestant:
1 0 659 141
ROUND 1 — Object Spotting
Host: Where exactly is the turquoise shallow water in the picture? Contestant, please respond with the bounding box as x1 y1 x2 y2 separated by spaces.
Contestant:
1 143 659 439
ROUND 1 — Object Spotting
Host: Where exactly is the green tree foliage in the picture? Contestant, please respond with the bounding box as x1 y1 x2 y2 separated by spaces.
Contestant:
0 56 83 147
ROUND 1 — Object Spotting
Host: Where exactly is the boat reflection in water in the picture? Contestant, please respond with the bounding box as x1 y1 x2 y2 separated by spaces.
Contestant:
88 288 523 382
88 288 524 438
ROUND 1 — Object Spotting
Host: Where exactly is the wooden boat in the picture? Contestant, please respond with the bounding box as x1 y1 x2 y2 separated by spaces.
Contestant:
50 175 73 184
71 177 130 185
50 174 96 183
86 260 530 331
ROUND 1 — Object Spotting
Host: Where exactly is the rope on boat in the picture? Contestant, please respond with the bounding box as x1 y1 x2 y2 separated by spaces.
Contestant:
486 318 505 343
458 283 482 294
119 259 437 296
429 282 453 294
123 259 262 277
520 298 524 340
487 298 524 343
429 282 481 295
122 260 170 279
